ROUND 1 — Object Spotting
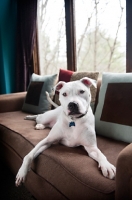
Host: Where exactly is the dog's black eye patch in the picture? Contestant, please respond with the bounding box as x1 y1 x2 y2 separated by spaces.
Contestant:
80 90 85 94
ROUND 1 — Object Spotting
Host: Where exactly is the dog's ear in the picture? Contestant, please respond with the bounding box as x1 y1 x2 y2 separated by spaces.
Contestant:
55 81 66 91
80 77 97 88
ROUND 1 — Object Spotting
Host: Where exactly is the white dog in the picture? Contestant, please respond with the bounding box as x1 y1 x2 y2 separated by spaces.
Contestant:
15 77 116 186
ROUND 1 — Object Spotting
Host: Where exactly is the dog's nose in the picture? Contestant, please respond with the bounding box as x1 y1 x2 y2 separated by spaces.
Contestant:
68 102 78 112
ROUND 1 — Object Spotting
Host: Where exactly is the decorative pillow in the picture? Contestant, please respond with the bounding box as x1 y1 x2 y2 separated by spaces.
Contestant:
54 69 99 111
22 73 58 114
95 72 132 143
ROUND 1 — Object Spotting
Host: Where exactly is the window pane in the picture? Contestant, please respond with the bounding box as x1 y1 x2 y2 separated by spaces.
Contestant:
75 0 126 74
37 0 67 75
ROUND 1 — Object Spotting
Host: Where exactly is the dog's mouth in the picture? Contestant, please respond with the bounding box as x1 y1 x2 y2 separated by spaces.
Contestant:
68 110 81 116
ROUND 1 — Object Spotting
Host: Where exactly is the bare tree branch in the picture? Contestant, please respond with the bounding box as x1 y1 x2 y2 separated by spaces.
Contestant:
94 0 99 71
80 34 92 69
107 0 124 71
77 5 95 58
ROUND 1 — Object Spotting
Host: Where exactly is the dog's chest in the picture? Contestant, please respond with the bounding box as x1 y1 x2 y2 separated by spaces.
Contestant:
60 125 83 147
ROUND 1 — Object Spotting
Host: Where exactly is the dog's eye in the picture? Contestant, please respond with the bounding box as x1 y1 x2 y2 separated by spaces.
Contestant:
80 90 85 94
62 92 67 97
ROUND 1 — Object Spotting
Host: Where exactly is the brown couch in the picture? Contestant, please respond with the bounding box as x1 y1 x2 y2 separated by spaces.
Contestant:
0 80 131 200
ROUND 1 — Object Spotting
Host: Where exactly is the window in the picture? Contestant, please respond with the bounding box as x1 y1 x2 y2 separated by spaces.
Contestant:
75 0 126 74
37 0 67 75
37 0 127 75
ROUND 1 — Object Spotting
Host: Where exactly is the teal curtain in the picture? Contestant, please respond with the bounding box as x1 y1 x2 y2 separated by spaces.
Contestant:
0 0 17 94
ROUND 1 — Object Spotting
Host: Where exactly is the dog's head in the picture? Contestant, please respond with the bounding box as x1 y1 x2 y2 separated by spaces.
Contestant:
55 77 96 117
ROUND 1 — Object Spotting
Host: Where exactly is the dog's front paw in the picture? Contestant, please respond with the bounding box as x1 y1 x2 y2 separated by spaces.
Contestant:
15 166 29 187
35 124 45 130
99 161 116 179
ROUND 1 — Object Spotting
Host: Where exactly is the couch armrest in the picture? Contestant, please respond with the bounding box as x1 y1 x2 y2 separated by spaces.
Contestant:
0 92 26 113
115 143 132 200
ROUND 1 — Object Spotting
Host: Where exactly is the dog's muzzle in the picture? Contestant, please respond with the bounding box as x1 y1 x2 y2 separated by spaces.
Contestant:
68 102 81 115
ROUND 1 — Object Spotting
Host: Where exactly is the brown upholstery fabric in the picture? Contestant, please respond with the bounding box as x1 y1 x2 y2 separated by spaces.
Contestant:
0 143 67 200
101 83 132 126
0 92 26 113
115 143 132 200
0 111 128 200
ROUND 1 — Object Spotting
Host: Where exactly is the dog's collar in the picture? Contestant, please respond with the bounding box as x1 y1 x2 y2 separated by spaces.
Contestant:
69 111 88 127
73 110 88 119
76 113 87 119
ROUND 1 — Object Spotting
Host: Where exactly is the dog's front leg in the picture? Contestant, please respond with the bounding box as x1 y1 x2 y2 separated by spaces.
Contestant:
15 122 62 187
84 145 116 179
15 138 50 187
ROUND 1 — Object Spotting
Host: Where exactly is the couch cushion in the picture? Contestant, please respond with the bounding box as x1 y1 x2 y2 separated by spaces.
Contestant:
22 73 58 114
0 111 127 199
95 72 132 143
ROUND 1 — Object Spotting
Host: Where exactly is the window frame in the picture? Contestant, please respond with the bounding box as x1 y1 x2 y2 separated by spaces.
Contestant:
64 0 77 71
